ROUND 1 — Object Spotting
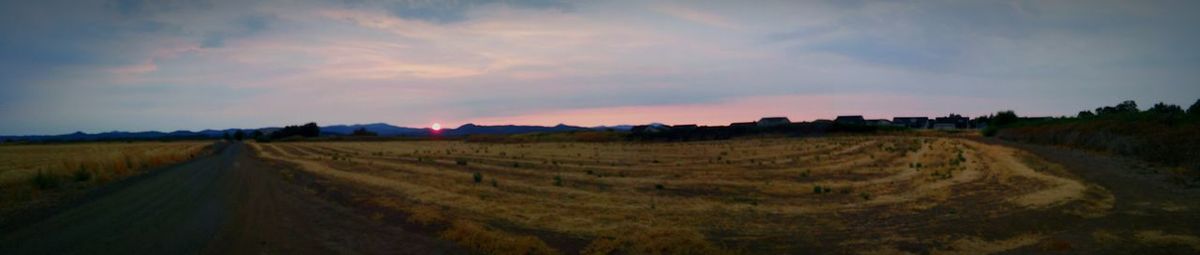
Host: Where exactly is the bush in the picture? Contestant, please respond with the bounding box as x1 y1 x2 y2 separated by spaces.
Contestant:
73 167 92 182
31 170 62 190
982 126 999 137
456 159 469 166
351 127 378 136
992 110 1019 127
554 175 563 186
654 184 664 190
473 172 483 184
1189 99 1200 115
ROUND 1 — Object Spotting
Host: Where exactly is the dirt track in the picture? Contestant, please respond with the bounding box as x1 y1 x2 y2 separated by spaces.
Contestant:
0 143 464 254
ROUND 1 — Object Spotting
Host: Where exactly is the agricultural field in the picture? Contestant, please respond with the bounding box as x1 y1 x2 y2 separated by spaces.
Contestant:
0 142 212 219
249 136 1172 254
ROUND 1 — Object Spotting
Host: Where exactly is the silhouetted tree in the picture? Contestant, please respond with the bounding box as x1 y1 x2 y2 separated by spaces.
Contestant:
1148 102 1184 115
1077 110 1095 118
1095 100 1139 116
992 110 1019 127
233 130 245 141
251 130 264 139
269 122 321 140
351 127 377 136
300 123 320 137
1188 99 1200 116
222 132 231 140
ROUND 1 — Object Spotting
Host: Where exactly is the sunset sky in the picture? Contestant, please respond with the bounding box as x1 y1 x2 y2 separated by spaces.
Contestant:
2 0 1198 135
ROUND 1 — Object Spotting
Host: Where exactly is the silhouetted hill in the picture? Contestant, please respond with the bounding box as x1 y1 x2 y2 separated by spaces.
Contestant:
0 123 616 142
442 123 589 136
321 123 429 136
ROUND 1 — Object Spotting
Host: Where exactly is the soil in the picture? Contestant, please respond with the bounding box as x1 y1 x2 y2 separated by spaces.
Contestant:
0 143 466 254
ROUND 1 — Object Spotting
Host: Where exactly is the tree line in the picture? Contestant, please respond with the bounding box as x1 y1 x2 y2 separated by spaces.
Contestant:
222 122 321 142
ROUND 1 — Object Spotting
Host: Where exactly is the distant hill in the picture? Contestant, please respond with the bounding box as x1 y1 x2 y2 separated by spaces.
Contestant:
0 122 625 142
320 123 430 136
442 123 589 136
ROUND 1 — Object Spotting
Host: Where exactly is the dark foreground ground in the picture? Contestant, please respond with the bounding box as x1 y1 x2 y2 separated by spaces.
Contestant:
2 139 1198 254
980 138 1200 254
0 143 464 255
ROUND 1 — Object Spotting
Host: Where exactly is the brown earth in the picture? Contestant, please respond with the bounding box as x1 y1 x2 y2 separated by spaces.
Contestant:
0 143 465 254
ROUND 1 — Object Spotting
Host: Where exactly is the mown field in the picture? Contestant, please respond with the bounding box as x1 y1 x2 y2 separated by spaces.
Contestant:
0 142 212 221
250 136 1151 254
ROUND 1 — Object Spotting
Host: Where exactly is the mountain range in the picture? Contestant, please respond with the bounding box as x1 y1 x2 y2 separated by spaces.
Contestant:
0 123 634 142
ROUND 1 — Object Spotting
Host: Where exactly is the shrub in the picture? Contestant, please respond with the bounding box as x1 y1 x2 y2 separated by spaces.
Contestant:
456 159 469 166
554 175 563 186
655 184 664 190
31 170 62 190
1189 99 1200 115
982 126 999 137
473 172 483 184
73 167 92 182
813 185 822 194
992 110 1019 127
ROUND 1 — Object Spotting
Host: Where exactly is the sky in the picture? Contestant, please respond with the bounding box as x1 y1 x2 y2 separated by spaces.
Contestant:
1 0 1198 135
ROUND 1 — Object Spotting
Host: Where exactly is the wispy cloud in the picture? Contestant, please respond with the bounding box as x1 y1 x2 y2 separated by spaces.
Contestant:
655 4 740 30
1 0 1198 134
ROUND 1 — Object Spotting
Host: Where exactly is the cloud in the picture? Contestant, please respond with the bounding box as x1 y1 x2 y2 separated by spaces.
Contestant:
655 4 739 29
378 0 572 23
1 0 1198 134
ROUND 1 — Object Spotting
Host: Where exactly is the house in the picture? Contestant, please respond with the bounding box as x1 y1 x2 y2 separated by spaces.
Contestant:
892 117 930 129
834 115 866 125
757 117 791 127
866 119 894 126
729 122 757 128
671 124 699 130
933 114 970 129
931 123 959 130
631 123 670 134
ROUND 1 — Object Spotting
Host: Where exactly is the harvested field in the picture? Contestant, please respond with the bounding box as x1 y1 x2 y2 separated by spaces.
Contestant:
251 136 1126 254
0 141 212 223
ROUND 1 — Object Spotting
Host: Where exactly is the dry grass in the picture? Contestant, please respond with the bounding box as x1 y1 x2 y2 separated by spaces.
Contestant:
252 137 1091 253
440 219 559 255
1134 230 1200 251
582 227 732 255
0 142 211 216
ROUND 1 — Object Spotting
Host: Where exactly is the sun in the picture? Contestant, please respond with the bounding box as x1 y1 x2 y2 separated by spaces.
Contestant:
431 123 442 131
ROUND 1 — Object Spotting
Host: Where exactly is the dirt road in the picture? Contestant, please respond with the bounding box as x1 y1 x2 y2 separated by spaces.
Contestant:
0 143 464 255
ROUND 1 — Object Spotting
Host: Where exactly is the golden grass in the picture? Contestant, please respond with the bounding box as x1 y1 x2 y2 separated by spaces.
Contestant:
582 227 732 255
1134 230 1200 251
0 141 210 211
440 219 559 255
253 137 1092 252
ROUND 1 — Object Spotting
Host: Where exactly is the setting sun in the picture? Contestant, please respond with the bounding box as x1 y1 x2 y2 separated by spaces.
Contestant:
431 123 441 131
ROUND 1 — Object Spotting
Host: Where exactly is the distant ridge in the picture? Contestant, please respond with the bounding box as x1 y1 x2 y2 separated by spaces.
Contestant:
0 123 633 142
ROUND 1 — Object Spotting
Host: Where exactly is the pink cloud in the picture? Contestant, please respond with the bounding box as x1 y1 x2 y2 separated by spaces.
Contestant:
448 93 1002 127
